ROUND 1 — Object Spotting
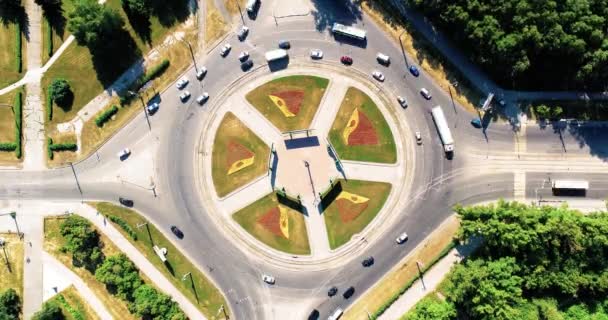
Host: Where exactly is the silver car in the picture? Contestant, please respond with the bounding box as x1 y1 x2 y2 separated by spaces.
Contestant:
179 91 191 102
220 43 231 56
196 92 209 105
176 78 189 89
310 49 323 59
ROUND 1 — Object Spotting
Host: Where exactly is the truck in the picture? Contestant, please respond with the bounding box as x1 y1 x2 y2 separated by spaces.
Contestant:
431 106 454 154
265 49 288 62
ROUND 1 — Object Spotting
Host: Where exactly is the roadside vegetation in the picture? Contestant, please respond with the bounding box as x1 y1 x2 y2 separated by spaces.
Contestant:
0 0 25 88
0 233 24 319
0 288 21 320
0 89 23 164
44 285 100 320
404 201 608 320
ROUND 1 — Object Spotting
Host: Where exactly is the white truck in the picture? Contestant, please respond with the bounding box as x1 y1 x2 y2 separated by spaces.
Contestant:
246 0 259 14
431 106 454 153
265 49 288 62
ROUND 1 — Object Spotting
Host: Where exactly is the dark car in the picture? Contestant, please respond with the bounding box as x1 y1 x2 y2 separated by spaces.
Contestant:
278 40 291 49
340 56 353 65
471 118 482 128
409 65 420 77
307 309 319 320
118 197 133 207
241 60 254 71
171 225 184 239
343 286 355 299
362 257 374 267
328 286 338 297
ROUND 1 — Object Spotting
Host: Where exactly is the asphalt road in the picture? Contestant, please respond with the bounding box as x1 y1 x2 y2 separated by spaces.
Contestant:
1 0 608 319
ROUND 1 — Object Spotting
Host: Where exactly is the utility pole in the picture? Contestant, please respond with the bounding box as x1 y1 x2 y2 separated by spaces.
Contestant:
416 260 426 289
448 81 458 114
9 212 21 238
217 304 229 319
182 272 199 303
235 0 245 25
176 37 198 72
136 222 154 246
398 29 409 67
0 238 9 266
69 162 82 195
128 90 151 131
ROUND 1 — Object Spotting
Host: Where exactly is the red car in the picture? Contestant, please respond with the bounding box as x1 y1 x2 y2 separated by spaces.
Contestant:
340 55 353 65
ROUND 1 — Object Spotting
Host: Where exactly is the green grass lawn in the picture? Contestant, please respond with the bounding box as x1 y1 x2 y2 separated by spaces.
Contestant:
245 75 329 132
233 193 310 255
328 87 396 163
48 285 100 320
212 112 270 197
323 179 392 249
0 19 24 89
0 88 23 165
92 202 230 319
0 233 24 302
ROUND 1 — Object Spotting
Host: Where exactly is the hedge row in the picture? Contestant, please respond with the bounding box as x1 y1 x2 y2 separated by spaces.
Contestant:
139 59 170 87
55 295 84 320
107 215 138 241
47 86 53 121
14 91 22 158
47 138 77 160
47 138 53 160
371 241 457 319
0 143 17 151
15 21 22 73
45 16 52 57
95 105 119 127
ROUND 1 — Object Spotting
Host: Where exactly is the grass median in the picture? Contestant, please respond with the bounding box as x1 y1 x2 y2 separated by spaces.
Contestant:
0 89 23 165
0 233 24 301
0 17 25 88
47 285 100 320
91 202 230 319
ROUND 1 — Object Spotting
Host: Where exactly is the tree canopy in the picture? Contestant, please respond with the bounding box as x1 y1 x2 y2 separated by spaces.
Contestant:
49 78 71 106
0 289 21 320
60 215 103 270
131 285 186 320
407 0 608 90
95 253 142 300
67 0 124 48
31 301 63 320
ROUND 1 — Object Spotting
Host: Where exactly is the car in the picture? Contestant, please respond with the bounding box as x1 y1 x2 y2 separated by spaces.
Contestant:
310 49 323 59
117 148 131 160
396 232 409 244
278 40 290 49
237 26 249 40
340 55 353 65
307 309 320 320
118 197 134 207
415 132 422 145
376 52 390 65
262 274 275 284
241 60 253 71
238 51 250 62
196 67 207 80
342 287 355 299
196 92 209 105
219 43 231 56
328 286 338 297
179 91 191 102
327 308 343 320
420 88 432 100
372 71 385 82
362 257 375 267
170 225 184 239
397 96 407 108
409 65 420 77
176 78 189 89
146 102 159 114
471 118 482 128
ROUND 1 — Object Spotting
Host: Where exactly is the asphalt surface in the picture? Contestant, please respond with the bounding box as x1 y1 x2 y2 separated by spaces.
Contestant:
2 0 608 319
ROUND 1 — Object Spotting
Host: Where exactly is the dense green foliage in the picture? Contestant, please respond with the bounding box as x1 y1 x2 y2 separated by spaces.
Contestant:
408 0 608 90
138 59 170 87
14 91 22 158
404 296 455 320
0 288 21 320
55 295 84 320
59 215 103 270
107 215 138 240
67 0 124 48
121 0 150 16
131 285 186 320
49 78 71 106
47 138 77 160
95 254 142 300
32 301 63 320
95 105 119 127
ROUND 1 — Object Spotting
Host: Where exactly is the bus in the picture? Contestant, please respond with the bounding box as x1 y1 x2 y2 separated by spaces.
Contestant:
551 180 588 196
331 23 366 40
265 49 288 62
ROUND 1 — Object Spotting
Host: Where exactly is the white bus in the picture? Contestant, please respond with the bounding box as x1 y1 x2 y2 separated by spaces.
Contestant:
552 180 588 196
431 106 454 154
331 23 366 40
265 49 288 62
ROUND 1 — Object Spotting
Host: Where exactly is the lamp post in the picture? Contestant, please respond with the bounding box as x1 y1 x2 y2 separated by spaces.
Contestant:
175 37 198 72
398 29 409 67
448 81 458 114
0 238 9 265
234 0 245 25
9 212 21 238
128 90 151 131
182 272 199 303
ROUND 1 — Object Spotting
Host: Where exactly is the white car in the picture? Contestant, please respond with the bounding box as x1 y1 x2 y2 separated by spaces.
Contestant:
396 232 408 244
220 43 231 56
179 91 191 102
310 49 323 59
117 148 131 160
415 131 422 145
420 88 432 100
397 96 407 108
196 67 207 80
238 51 249 62
237 26 249 40
146 102 159 114
176 78 189 89
262 274 275 285
196 92 209 105
372 71 385 82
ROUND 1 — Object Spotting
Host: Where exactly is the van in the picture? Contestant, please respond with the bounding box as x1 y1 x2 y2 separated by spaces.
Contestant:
246 0 259 14
327 308 343 320
376 53 390 65
420 88 432 100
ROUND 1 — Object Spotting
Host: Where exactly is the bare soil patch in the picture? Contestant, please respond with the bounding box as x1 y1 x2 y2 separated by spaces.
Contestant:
257 206 284 238
347 110 379 146
270 90 305 115
336 198 369 223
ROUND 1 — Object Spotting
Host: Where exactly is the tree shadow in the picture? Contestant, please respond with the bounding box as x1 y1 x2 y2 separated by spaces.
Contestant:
55 90 74 113
150 0 190 28
163 260 175 276
123 6 151 45
0 2 25 29
309 0 362 32
89 28 143 87
42 3 66 40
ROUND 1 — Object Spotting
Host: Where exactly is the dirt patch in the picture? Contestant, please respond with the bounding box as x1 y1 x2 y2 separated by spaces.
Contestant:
336 198 369 223
257 206 285 238
347 110 379 146
270 90 305 115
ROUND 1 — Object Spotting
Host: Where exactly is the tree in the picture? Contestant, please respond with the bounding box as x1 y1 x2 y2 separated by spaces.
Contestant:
0 289 21 320
121 0 150 16
95 254 142 300
49 78 71 106
67 0 124 48
131 285 186 320
405 296 456 320
59 215 103 270
31 301 63 320
0 0 20 7
535 104 551 119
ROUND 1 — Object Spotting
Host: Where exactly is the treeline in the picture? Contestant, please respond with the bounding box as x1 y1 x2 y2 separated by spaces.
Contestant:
405 201 608 320
406 0 608 91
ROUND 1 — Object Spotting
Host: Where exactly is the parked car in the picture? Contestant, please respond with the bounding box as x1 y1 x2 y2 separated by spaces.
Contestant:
196 67 207 80
397 96 407 108
196 92 209 105
237 26 249 40
376 52 390 65
340 55 353 65
176 78 189 89
220 43 231 56
118 197 134 207
117 148 131 160
471 118 482 128
415 132 422 145
241 60 254 71
238 51 250 62
310 49 323 59
278 40 290 49
308 309 320 320
328 286 338 297
146 102 159 114
262 274 275 284
342 287 355 299
179 91 191 102
396 232 409 244
170 225 184 239
420 88 432 100
328 308 343 320
409 65 420 77
372 71 385 82
362 257 375 267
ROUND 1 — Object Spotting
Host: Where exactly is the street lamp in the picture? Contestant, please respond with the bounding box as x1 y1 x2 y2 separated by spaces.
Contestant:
234 0 245 25
174 36 198 72
128 90 151 131
0 238 9 266
9 212 21 238
448 81 458 114
398 29 409 67
182 272 199 303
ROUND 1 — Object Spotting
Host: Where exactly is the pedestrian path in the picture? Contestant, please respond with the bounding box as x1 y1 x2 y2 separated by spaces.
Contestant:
233 97 284 144
310 80 347 137
341 161 400 184
304 203 332 258
22 215 43 319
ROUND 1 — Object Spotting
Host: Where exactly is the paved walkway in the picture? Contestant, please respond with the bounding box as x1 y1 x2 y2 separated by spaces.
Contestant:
22 215 43 319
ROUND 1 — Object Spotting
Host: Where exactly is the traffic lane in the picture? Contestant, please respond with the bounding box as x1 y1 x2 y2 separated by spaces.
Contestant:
526 172 608 201
525 123 608 158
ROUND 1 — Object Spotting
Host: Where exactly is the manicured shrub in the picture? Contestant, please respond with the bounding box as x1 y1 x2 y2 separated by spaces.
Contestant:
107 215 138 240
0 143 17 151
15 21 22 73
47 138 53 160
50 143 77 151
95 105 119 127
139 59 170 86
49 78 71 106
47 86 53 121
14 91 22 158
